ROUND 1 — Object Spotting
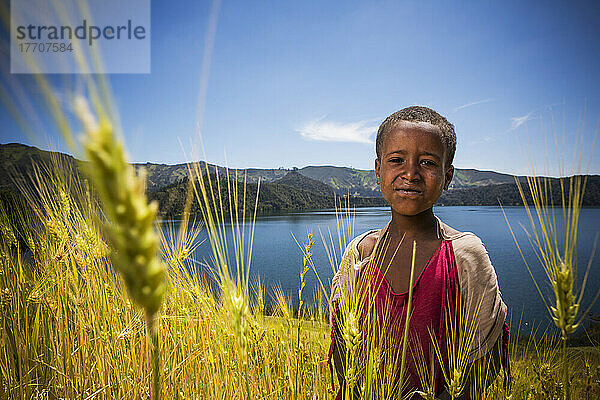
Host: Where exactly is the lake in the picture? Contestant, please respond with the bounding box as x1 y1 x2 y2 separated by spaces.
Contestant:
162 206 600 335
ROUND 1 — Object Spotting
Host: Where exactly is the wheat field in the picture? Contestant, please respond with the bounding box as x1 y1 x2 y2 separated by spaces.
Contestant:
0 149 599 399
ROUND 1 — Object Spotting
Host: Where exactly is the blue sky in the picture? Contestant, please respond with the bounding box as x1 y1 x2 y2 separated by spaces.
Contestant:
1 0 600 176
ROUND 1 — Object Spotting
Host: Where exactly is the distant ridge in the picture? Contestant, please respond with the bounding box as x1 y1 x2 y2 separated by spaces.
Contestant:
1 142 599 212
451 168 521 188
298 166 378 197
1 142 528 194
148 175 386 217
0 143 79 192
273 171 336 197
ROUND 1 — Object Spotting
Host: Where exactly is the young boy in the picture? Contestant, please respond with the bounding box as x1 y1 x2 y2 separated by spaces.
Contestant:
328 106 509 399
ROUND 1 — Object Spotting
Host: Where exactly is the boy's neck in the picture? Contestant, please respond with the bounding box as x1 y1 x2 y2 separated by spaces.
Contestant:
388 208 438 239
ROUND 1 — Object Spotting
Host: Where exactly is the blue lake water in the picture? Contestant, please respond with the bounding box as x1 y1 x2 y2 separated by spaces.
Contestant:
162 206 600 335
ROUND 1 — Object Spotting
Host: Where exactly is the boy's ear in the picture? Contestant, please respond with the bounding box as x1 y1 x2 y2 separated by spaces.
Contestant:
444 165 454 190
375 158 380 184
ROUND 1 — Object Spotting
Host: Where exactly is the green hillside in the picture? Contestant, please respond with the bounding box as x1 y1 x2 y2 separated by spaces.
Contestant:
298 166 379 197
273 171 336 197
135 162 190 191
450 168 519 189
148 174 386 218
439 176 600 206
0 143 80 192
0 143 532 195
2 143 599 213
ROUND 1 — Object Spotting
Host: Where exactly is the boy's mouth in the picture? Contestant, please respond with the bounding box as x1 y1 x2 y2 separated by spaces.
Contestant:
394 187 423 195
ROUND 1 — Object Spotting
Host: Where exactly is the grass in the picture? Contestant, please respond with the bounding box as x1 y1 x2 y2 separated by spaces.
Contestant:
1 164 599 399
504 173 599 400
0 157 333 398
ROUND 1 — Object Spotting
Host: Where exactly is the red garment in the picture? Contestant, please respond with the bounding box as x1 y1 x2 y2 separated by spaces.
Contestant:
328 239 459 398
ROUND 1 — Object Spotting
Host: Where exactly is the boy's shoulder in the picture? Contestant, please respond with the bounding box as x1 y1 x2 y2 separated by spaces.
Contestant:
356 231 378 260
437 217 471 240
438 217 499 288
345 227 384 262
437 217 488 251
438 217 507 364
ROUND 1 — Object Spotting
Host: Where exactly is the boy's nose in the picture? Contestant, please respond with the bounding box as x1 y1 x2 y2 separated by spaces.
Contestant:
401 161 421 181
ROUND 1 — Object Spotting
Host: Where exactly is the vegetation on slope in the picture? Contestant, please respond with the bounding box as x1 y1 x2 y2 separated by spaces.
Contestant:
438 177 600 206
149 172 386 218
2 143 599 214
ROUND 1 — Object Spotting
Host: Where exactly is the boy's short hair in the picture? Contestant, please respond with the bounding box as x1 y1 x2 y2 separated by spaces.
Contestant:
376 106 456 167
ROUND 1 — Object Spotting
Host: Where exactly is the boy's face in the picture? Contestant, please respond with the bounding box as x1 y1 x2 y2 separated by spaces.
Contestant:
375 121 454 217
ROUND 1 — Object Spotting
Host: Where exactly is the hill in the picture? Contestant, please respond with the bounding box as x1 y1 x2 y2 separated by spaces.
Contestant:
450 168 520 188
438 177 600 206
296 165 521 197
148 175 386 218
0 143 529 195
273 171 336 197
297 166 378 196
1 143 599 213
0 143 80 192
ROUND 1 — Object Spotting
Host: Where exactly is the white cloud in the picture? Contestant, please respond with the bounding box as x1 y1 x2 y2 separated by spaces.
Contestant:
297 118 376 144
454 98 494 112
468 136 495 145
511 112 534 129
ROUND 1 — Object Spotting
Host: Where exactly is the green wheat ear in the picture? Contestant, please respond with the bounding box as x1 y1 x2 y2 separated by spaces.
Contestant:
74 96 165 316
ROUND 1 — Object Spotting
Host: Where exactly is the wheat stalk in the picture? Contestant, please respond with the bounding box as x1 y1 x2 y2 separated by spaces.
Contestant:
504 174 598 400
187 162 259 399
74 96 165 399
430 290 483 400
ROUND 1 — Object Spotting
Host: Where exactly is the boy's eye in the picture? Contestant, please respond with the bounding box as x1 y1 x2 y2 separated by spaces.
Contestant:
389 157 403 163
421 159 437 166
